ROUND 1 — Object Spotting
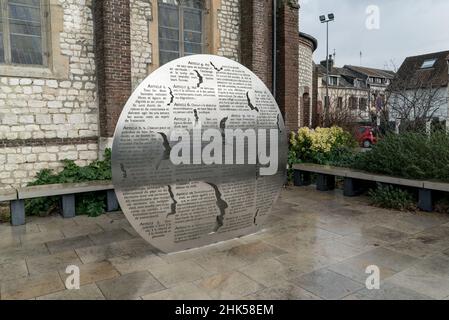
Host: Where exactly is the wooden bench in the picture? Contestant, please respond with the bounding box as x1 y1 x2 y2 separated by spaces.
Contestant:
293 163 449 212
8 180 118 226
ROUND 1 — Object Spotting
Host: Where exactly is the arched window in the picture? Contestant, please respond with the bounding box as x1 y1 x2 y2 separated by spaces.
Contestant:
302 93 310 127
0 0 46 65
158 0 204 65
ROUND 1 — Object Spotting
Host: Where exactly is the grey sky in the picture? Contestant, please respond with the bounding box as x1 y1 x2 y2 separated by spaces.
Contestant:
300 0 449 70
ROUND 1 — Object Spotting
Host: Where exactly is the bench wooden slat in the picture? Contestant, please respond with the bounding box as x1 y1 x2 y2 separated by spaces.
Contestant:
345 170 425 188
423 181 449 192
17 180 114 199
0 189 17 202
293 163 351 177
294 163 426 188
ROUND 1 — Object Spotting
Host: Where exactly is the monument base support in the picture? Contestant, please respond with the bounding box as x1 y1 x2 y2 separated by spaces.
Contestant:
293 170 311 186
107 190 119 212
419 189 433 212
316 174 335 191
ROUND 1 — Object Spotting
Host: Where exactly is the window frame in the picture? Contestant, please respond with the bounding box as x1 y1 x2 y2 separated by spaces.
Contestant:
328 75 338 86
421 58 437 69
0 0 69 79
0 0 48 67
158 0 206 66
359 97 367 111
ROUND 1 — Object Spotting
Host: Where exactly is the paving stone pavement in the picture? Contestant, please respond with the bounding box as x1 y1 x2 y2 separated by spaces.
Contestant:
1 186 449 300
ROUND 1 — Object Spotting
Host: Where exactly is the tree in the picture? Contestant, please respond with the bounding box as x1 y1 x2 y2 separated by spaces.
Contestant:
382 60 447 133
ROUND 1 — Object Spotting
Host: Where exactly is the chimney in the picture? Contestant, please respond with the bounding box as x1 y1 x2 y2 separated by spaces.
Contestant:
320 55 334 70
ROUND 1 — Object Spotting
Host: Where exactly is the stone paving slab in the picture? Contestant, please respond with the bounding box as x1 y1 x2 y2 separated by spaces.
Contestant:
96 271 165 300
46 236 94 254
142 283 212 300
292 269 364 300
1 272 65 300
58 261 120 286
27 251 82 276
195 271 264 300
1 186 449 300
36 283 105 300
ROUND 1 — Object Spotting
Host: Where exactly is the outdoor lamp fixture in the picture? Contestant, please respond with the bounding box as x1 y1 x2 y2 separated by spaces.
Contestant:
319 13 335 124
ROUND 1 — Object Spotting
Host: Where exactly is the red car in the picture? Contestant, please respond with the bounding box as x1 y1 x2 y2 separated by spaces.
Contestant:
356 126 377 148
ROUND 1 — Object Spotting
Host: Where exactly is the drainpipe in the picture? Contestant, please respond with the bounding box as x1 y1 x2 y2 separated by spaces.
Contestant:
272 0 277 99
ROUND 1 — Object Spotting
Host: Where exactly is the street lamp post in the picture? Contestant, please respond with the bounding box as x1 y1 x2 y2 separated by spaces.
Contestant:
319 13 335 125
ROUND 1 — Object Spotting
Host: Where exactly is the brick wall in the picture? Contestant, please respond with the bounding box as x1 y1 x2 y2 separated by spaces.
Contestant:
276 0 299 133
240 0 273 90
94 0 132 140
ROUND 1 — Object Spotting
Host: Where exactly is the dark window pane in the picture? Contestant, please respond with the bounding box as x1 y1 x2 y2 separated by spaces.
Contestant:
183 9 202 31
0 33 4 63
183 30 201 43
184 42 201 54
10 21 41 36
8 0 43 65
159 27 179 40
160 39 179 52
182 0 203 9
10 0 40 6
160 51 179 65
158 1 180 65
159 6 179 28
9 4 41 22
158 0 204 63
11 34 42 65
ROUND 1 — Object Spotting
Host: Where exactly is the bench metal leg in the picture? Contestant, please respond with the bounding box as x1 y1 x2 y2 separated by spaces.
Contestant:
418 189 433 212
61 194 76 218
316 174 335 191
107 190 119 212
293 170 311 187
344 178 364 197
10 199 25 226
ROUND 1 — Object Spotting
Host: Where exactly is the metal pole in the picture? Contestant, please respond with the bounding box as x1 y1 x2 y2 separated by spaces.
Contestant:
272 0 277 99
325 21 329 125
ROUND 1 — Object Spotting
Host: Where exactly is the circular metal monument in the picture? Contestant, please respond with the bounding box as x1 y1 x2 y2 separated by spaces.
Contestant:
112 55 287 253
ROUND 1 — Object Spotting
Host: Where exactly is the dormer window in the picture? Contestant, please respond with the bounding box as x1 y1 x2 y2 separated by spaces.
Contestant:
421 59 437 69
328 76 338 86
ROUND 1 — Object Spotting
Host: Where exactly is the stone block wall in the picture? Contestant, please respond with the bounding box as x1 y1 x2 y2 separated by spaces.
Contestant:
298 36 314 127
218 0 240 61
0 0 98 188
131 0 152 89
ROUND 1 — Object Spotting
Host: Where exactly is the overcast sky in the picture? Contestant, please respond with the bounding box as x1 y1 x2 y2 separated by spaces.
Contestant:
300 0 449 70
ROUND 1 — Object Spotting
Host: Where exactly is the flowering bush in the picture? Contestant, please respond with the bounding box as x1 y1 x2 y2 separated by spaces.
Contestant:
289 126 357 165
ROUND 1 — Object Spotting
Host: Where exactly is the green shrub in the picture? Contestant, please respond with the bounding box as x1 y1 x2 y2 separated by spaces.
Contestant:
352 131 449 182
435 197 449 214
25 149 112 217
289 126 357 164
368 184 416 211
